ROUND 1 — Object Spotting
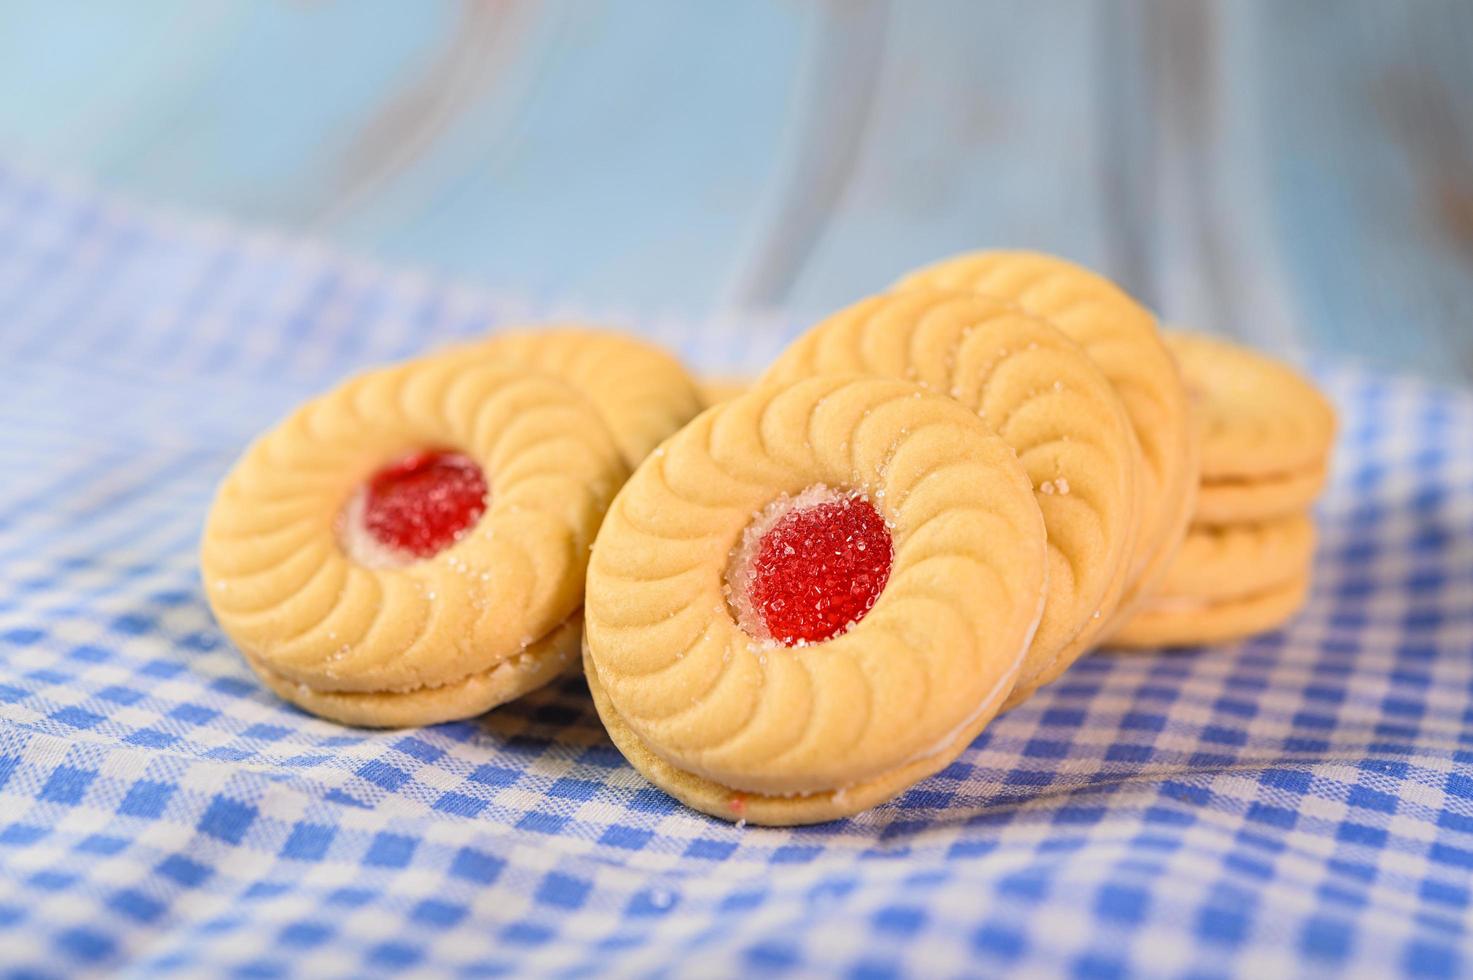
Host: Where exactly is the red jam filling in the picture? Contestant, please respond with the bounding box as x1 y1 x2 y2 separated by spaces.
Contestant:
746 493 893 646
361 450 487 558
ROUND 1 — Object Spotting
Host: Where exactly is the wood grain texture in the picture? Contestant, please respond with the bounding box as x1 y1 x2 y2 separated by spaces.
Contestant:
0 0 1467 379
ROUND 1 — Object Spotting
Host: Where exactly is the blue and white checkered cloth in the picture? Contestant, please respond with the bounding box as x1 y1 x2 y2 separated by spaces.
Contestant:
1 161 1471 980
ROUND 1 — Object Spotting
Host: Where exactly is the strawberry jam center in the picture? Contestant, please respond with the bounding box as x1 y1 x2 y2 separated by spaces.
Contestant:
360 450 487 559
732 487 893 646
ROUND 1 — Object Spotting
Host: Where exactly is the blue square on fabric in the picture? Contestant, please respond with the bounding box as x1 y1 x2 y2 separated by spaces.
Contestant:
599 826 652 851
178 632 219 652
535 872 591 910
138 659 184 679
97 684 144 705
684 838 737 861
1200 725 1248 747
1105 743 1153 763
516 812 569 835
771 845 823 864
1420 879 1470 908
1120 711 1166 732
279 922 333 949
50 707 104 730
1445 771 1473 799
39 765 97 805
548 777 600 801
1261 768 1312 793
627 888 679 918
56 926 116 963
468 764 521 788
1335 822 1387 847
432 792 488 818
119 780 176 818
1246 802 1297 830
324 788 369 809
157 855 212 888
627 788 678 815
899 788 953 809
108 888 166 924
198 796 258 844
244 882 288 902
76 833 126 855
1404 941 1460 977
327 888 375 908
501 922 554 947
1225 852 1274 880
450 847 504 884
743 941 800 971
28 870 77 891
110 613 153 635
241 723 290 742
997 872 1047 903
364 832 417 868
393 736 444 763
1299 916 1352 962
412 899 468 929
1443 807 1473 837
1022 738 1071 759
170 703 218 725
1095 883 1150 925
1196 906 1250 946
205 747 253 762
873 904 925 936
0 754 19 790
355 759 409 791
1429 843 1473 870
1346 785 1398 814
971 923 1026 961
848 957 902 980
366 942 423 969
948 839 998 859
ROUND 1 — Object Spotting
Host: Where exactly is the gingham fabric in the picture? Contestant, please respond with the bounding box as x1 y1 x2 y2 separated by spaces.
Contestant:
1 162 1471 980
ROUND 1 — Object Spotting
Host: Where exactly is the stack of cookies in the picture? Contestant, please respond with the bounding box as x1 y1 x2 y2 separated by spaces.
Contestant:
201 250 1336 827
1110 332 1336 648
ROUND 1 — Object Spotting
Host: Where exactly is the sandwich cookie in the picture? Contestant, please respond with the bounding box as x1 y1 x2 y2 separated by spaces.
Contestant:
584 376 1048 825
202 354 627 726
1110 515 1316 648
1166 331 1336 524
760 289 1138 707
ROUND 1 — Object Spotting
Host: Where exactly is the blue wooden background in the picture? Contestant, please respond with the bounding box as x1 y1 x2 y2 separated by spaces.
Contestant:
0 1 1469 380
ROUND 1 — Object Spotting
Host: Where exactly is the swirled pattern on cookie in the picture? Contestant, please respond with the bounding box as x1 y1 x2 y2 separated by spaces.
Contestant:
761 289 1138 703
449 326 703 466
895 252 1194 609
201 355 626 718
585 375 1048 803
